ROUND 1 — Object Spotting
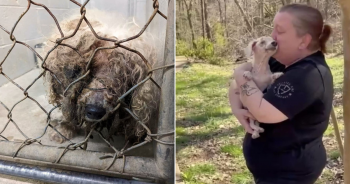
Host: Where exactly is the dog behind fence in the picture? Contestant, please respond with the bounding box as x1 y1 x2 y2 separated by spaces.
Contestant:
0 0 174 182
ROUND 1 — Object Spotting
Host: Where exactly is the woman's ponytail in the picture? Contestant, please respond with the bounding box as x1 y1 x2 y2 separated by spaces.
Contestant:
319 24 332 53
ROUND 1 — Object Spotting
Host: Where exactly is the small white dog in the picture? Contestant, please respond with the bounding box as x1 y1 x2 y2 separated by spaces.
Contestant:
241 36 283 139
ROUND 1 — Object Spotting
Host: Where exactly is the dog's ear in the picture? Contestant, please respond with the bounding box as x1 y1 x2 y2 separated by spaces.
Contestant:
244 40 257 58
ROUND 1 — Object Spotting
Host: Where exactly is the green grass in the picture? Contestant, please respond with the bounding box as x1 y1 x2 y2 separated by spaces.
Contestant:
231 171 254 184
176 64 233 123
176 136 190 145
329 150 341 160
233 126 246 137
182 163 216 183
176 64 237 144
324 125 334 137
315 169 334 184
221 144 242 158
176 127 187 136
326 56 343 94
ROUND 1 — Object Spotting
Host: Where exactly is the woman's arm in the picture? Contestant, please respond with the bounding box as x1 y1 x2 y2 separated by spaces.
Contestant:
233 59 324 124
228 80 243 114
233 68 288 123
228 80 254 133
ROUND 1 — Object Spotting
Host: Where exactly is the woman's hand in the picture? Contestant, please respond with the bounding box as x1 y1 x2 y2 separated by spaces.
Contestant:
233 109 255 134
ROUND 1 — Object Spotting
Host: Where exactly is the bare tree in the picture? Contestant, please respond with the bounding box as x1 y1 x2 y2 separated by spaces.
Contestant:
183 0 196 48
233 0 252 32
176 0 342 58
200 0 205 38
176 0 181 40
260 0 264 25
194 0 201 24
224 0 228 37
204 0 212 40
216 0 224 25
324 0 329 20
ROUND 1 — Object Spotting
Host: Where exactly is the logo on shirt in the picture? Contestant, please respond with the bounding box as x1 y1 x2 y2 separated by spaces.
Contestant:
273 82 294 98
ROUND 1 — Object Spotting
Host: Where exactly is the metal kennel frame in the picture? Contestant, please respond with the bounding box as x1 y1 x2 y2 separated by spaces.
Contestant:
0 0 174 183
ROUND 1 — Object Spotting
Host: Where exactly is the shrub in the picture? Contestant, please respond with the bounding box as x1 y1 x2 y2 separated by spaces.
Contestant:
193 37 215 60
176 39 190 56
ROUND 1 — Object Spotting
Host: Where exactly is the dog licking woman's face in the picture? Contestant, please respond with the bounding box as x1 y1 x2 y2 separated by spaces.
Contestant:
271 12 306 66
244 36 278 63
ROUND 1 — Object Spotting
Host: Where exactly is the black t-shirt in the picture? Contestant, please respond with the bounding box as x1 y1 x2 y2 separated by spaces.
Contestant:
242 51 334 181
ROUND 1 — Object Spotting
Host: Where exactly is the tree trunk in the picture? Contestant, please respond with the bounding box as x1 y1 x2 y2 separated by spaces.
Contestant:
273 1 277 13
183 0 196 48
325 0 329 20
339 0 350 183
233 0 252 32
200 0 205 38
194 0 201 23
224 0 228 37
204 0 212 40
260 0 264 28
176 0 180 40
216 0 224 25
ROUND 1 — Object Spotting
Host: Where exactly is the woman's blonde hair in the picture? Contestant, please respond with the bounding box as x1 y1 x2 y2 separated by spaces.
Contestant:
279 4 332 53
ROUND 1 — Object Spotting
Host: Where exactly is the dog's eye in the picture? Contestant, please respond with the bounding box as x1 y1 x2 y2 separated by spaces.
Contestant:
64 66 81 79
260 41 266 45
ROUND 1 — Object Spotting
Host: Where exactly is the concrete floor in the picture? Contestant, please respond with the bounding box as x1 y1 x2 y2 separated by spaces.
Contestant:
0 68 154 183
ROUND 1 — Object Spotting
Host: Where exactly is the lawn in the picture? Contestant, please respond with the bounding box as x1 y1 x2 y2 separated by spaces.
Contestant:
176 56 344 184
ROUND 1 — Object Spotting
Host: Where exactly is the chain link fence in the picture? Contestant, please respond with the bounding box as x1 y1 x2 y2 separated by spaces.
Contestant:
0 0 174 183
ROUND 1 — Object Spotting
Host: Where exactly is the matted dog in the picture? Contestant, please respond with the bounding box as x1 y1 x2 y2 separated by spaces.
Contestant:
41 10 161 147
240 36 283 138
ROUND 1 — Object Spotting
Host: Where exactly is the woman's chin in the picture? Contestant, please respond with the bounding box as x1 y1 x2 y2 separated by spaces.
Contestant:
272 53 280 60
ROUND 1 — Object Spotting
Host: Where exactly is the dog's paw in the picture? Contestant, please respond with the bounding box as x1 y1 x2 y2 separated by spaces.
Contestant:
243 71 253 80
48 122 76 143
258 127 264 133
254 122 264 133
252 131 260 139
272 72 283 80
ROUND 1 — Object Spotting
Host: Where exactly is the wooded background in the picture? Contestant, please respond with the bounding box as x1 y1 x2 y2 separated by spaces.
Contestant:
176 0 342 64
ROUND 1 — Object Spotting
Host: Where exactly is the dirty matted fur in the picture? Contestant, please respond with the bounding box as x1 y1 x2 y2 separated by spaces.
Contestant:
41 10 160 145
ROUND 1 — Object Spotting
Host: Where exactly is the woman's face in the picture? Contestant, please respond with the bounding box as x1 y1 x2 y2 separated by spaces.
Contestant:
271 12 304 65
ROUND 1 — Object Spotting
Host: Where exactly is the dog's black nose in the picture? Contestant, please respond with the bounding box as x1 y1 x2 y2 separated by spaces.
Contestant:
85 104 106 120
271 41 278 47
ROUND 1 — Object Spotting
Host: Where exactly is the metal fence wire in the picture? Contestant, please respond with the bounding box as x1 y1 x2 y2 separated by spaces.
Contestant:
0 0 174 182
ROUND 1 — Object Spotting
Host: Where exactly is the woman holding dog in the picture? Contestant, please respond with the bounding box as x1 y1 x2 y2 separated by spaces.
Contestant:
229 4 333 184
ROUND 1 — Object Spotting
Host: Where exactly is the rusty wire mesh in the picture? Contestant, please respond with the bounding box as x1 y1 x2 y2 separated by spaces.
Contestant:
0 0 174 176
